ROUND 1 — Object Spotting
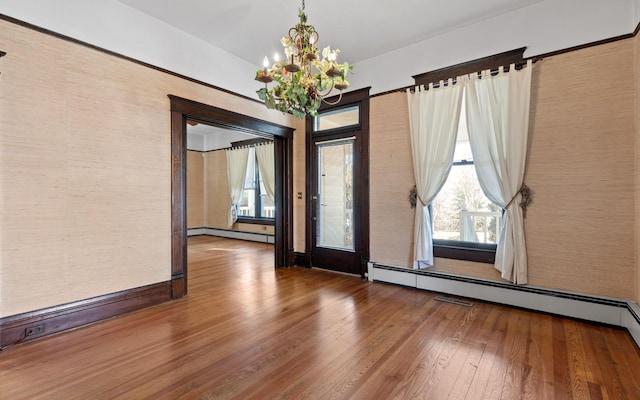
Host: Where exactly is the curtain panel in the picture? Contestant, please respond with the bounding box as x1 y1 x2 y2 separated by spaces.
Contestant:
255 142 276 202
225 147 250 227
465 60 532 283
407 79 465 268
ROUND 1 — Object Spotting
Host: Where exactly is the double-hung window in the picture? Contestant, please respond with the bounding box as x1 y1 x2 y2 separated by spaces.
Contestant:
238 147 274 222
432 100 498 263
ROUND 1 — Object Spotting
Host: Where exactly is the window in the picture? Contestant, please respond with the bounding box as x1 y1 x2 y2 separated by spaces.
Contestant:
238 147 274 222
313 105 359 132
432 100 498 263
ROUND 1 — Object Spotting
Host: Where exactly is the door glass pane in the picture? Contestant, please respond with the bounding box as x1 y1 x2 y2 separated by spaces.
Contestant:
316 139 354 251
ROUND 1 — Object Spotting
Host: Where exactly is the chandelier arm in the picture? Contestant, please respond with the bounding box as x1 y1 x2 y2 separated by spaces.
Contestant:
315 85 335 98
321 91 344 106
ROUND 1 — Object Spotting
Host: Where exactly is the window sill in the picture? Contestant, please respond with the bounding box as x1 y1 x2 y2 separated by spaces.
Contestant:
433 241 496 264
236 217 275 226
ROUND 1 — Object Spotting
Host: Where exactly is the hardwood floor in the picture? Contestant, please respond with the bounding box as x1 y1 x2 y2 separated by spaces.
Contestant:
1 236 639 399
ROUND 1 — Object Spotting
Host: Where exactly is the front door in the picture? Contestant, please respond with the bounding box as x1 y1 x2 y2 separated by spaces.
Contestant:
305 89 370 277
311 135 361 274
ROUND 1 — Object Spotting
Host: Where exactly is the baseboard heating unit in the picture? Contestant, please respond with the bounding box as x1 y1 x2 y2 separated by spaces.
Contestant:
367 262 640 349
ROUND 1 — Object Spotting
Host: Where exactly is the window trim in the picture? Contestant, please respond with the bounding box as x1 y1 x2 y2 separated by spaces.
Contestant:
433 240 496 264
236 216 275 226
313 104 361 133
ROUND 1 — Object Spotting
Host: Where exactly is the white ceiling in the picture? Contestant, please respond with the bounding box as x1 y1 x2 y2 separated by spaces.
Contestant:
117 0 542 65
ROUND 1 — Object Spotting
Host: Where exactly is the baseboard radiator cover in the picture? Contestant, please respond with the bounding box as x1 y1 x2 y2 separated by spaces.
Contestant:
368 262 640 349
187 228 275 244
187 228 206 236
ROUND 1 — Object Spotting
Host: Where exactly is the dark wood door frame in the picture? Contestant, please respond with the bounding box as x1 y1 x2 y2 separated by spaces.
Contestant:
304 87 370 277
169 95 295 298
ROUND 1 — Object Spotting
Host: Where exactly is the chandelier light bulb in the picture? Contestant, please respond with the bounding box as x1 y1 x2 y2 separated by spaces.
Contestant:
273 53 280 62
262 56 269 69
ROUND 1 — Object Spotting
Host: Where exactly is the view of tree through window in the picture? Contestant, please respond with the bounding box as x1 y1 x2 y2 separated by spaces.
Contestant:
432 102 500 244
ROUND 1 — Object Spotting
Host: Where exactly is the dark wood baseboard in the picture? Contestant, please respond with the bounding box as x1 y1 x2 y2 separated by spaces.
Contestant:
0 281 172 349
293 251 311 268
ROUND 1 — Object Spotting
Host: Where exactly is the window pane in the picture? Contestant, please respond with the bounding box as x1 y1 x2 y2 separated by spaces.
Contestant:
244 148 256 189
314 105 359 132
261 194 274 218
432 164 500 244
239 189 255 217
316 139 354 251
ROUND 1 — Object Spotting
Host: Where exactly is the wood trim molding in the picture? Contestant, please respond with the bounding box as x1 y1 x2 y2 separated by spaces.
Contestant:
412 47 526 87
433 244 496 264
169 95 295 299
292 251 311 267
235 217 275 226
0 282 171 349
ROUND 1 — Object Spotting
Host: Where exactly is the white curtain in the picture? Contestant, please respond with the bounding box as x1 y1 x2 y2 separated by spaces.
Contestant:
407 79 465 269
465 60 532 284
255 142 276 202
225 147 250 227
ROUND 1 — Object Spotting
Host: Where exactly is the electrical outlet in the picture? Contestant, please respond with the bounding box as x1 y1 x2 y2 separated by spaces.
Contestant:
25 324 45 337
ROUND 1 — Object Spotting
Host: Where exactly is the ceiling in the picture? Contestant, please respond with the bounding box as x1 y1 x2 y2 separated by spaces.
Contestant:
117 0 542 66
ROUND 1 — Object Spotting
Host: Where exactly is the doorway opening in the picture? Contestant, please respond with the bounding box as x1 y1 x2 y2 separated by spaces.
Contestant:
170 95 294 298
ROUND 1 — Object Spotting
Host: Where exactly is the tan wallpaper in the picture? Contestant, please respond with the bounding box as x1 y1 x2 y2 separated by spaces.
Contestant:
204 150 231 229
635 32 640 304
187 150 205 228
0 20 295 317
525 40 635 298
370 39 637 299
369 92 415 268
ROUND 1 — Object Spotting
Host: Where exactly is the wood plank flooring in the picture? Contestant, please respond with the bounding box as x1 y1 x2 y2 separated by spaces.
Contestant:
1 236 639 399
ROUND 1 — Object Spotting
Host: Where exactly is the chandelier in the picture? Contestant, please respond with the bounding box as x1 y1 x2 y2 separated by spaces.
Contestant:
255 0 353 119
